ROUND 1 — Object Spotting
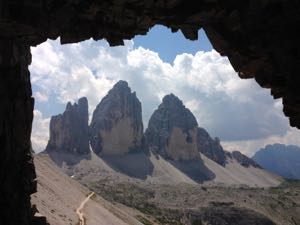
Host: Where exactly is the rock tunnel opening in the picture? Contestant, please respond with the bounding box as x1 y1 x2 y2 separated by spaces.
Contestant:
29 26 299 156
1 1 300 224
29 25 300 223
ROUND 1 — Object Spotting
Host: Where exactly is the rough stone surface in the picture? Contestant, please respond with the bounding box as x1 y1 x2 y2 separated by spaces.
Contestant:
0 40 39 225
45 97 90 155
197 128 226 166
0 1 299 128
229 151 261 168
1 1 300 224
31 205 50 225
90 81 143 155
145 94 229 163
145 94 200 161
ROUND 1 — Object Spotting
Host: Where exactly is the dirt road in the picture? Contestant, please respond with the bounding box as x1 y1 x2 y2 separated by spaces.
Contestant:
76 192 95 225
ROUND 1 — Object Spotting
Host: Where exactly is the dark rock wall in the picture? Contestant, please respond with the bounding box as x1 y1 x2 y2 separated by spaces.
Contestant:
45 97 90 155
0 40 38 225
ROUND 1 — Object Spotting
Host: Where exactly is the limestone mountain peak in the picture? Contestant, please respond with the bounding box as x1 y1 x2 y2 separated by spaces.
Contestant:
89 81 143 155
108 80 131 96
162 93 182 103
161 94 189 111
145 94 200 161
45 97 90 155
113 80 129 88
155 93 198 129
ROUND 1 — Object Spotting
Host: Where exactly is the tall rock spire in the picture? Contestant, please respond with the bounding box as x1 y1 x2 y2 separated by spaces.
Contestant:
89 80 143 155
45 97 90 155
144 94 200 161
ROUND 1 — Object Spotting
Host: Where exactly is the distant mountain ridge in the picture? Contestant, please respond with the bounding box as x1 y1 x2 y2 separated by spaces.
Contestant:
252 144 300 180
42 80 281 187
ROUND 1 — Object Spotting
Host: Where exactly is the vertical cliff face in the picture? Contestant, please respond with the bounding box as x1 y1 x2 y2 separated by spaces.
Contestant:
0 41 47 225
197 128 226 166
145 94 200 161
45 97 89 155
145 94 229 164
89 81 143 155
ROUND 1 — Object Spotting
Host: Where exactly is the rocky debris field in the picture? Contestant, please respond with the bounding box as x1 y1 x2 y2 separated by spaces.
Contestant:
84 178 300 225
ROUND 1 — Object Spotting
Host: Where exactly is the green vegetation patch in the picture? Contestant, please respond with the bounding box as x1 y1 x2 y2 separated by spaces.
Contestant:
135 215 153 225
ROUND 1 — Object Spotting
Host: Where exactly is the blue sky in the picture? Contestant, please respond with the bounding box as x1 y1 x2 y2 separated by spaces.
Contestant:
32 26 213 118
29 26 300 155
133 26 213 63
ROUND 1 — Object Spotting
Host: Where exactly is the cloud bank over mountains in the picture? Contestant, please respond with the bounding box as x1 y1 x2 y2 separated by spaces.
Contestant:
30 39 300 155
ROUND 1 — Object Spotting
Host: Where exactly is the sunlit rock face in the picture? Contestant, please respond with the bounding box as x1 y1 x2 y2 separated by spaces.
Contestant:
197 128 226 166
145 94 200 161
90 81 143 155
166 127 199 161
45 97 90 155
145 94 230 164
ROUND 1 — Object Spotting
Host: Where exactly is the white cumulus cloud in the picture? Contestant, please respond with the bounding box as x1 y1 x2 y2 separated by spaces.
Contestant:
31 110 50 152
35 91 49 102
222 127 300 157
29 39 298 155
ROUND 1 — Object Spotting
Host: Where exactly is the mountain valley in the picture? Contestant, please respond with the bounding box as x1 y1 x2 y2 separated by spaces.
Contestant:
34 80 300 225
